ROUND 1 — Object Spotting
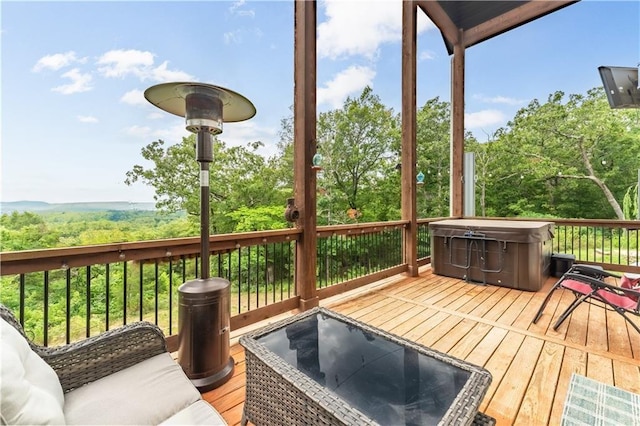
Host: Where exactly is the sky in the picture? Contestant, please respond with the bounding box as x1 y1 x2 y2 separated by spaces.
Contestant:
1 0 638 204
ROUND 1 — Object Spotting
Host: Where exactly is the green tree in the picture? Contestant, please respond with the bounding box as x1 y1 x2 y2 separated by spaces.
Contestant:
226 206 288 232
316 87 400 222
125 135 288 233
414 97 453 217
0 211 60 250
492 88 640 219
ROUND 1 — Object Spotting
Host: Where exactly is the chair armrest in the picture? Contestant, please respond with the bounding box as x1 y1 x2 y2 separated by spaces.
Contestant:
35 322 168 393
570 264 620 279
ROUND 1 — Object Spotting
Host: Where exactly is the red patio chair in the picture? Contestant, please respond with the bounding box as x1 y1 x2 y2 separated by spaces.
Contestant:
532 264 640 334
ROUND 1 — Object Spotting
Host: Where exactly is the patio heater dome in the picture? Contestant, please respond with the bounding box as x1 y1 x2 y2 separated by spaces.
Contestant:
145 82 256 134
145 81 255 391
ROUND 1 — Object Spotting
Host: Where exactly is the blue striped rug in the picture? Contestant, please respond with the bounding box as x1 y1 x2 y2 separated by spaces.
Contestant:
562 373 640 426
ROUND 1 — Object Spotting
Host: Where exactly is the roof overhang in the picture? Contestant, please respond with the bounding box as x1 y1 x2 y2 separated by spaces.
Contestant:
415 0 580 54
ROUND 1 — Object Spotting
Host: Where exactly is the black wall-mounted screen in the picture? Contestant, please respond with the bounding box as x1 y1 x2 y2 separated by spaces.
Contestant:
598 66 640 109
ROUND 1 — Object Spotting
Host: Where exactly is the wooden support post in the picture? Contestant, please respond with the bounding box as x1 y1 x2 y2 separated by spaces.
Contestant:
401 1 418 277
293 0 319 310
450 33 465 218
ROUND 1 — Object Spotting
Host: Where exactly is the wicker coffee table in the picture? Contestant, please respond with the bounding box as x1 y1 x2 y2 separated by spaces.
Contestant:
240 307 494 426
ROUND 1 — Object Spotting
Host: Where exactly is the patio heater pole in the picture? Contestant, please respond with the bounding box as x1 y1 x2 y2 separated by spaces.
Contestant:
144 82 255 391
197 130 211 280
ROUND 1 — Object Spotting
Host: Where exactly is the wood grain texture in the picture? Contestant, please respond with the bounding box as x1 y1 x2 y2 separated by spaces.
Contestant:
202 269 639 425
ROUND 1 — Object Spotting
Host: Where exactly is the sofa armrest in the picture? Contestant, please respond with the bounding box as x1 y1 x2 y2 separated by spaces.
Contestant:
36 322 168 393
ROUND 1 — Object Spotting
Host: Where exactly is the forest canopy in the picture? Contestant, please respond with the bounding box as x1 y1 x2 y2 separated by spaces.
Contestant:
126 86 639 225
3 86 639 252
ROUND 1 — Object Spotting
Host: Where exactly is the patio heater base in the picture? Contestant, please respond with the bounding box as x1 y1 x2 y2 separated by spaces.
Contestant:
189 357 235 392
177 277 234 392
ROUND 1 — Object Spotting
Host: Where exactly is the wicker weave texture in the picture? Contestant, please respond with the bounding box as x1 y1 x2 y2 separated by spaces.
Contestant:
240 307 493 426
471 411 496 426
0 304 167 393
243 348 375 425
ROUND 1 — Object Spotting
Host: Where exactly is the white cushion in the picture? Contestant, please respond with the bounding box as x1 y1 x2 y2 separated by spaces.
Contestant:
64 352 201 425
0 318 66 425
160 400 227 425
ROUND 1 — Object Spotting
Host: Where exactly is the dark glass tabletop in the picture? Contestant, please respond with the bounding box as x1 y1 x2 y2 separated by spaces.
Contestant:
256 312 471 425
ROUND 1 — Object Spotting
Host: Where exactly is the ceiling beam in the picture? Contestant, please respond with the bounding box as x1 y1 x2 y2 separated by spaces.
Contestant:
463 0 578 48
415 0 460 45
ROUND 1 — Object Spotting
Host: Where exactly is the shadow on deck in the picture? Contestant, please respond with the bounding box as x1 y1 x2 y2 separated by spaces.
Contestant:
203 266 640 426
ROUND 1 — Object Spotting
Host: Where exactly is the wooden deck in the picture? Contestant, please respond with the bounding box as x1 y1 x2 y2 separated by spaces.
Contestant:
202 267 640 426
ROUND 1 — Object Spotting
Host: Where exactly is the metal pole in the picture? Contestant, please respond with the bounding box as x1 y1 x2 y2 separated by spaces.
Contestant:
464 152 475 217
197 131 213 279
637 169 639 220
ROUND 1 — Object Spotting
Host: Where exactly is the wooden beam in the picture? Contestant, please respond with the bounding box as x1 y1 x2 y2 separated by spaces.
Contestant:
450 34 465 217
401 1 418 277
415 0 459 45
464 1 577 48
293 0 319 310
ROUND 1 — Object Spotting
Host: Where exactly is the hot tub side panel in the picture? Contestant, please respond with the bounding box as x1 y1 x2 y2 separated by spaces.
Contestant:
429 220 553 291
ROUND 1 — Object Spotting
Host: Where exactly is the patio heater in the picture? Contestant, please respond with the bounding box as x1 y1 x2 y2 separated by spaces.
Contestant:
144 82 256 391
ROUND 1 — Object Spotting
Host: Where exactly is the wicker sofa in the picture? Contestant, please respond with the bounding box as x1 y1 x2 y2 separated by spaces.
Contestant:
0 304 226 425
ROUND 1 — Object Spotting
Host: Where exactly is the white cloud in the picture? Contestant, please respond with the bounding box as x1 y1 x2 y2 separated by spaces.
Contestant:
97 49 155 78
152 123 189 143
229 0 255 17
464 109 506 129
224 28 261 45
224 30 242 45
222 121 279 157
318 0 434 60
32 51 85 72
148 61 193 82
96 49 193 82
419 50 435 61
120 89 146 105
51 68 93 94
473 94 526 106
147 111 165 120
129 122 189 143
124 125 153 138
318 65 376 108
138 121 277 151
77 115 98 123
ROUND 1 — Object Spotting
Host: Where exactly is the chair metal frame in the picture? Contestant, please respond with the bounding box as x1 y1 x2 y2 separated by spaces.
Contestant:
532 264 640 334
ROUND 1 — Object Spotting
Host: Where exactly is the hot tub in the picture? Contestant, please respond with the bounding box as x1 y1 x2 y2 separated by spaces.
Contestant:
429 219 554 291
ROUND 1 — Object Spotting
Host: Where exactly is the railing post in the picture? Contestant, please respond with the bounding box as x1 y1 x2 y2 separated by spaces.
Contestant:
293 0 319 310
401 1 418 276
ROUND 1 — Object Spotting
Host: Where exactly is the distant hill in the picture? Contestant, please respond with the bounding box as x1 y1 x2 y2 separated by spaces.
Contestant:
1 201 157 213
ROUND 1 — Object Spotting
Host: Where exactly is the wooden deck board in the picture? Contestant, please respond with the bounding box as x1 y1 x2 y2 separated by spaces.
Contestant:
612 359 640 393
606 307 634 358
513 341 564 425
486 336 545 423
478 332 527 412
586 302 610 352
204 268 640 426
547 347 587 425
496 290 533 326
586 353 614 384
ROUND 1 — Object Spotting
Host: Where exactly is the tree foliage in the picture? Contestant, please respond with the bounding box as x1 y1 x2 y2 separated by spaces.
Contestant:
122 86 639 226
5 86 635 254
125 135 290 233
488 89 640 219
316 87 400 221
